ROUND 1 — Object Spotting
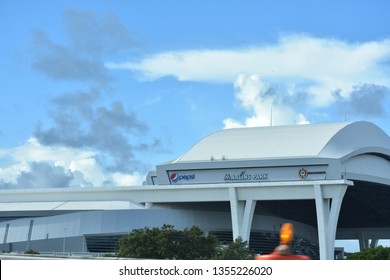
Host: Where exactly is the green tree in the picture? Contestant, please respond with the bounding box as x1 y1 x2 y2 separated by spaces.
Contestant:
116 224 256 260
24 249 40 255
176 226 219 259
214 237 255 260
347 246 390 260
116 224 219 259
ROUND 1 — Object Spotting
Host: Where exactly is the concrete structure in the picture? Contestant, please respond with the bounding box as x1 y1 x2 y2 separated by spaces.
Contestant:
1 121 390 259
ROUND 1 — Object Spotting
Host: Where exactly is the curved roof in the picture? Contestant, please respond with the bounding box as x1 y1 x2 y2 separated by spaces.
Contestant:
173 121 390 163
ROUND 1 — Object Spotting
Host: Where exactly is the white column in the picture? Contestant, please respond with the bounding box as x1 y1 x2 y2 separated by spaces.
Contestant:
229 187 244 240
242 199 257 241
314 184 348 260
144 202 154 209
314 184 329 259
229 187 256 241
359 232 369 250
370 239 379 248
326 186 347 255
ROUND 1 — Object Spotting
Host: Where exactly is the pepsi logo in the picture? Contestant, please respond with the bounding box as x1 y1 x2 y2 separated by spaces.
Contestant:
169 173 195 183
170 173 179 183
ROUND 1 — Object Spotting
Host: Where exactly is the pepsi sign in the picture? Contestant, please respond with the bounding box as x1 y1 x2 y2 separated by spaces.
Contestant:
170 173 195 183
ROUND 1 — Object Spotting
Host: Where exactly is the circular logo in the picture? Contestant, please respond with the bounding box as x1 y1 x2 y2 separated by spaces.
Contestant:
170 173 178 183
298 168 308 179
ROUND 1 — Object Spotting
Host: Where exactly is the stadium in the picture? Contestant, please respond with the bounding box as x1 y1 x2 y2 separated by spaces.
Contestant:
1 121 390 259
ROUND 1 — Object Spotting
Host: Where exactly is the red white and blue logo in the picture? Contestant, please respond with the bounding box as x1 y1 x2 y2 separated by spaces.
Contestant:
170 173 195 183
170 173 179 183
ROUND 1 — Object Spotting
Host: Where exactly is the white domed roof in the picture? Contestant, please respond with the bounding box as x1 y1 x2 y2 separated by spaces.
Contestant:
173 121 390 163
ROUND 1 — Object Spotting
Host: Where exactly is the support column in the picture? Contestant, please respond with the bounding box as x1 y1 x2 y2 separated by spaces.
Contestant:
370 239 379 248
27 219 34 251
314 184 347 260
314 184 329 259
229 187 244 240
144 202 154 209
359 232 369 250
242 199 257 241
229 187 256 242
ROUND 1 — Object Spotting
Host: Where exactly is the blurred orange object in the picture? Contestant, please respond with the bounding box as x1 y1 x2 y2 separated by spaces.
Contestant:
255 223 310 260
280 223 294 245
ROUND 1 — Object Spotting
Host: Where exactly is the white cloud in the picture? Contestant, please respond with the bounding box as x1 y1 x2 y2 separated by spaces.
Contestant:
223 74 310 128
107 34 390 107
68 157 105 186
8 138 96 165
0 138 145 188
112 171 144 186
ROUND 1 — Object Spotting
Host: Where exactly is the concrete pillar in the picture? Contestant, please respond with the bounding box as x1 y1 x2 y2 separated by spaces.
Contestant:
359 234 380 250
314 184 329 259
242 199 257 241
359 232 369 250
370 239 379 248
144 202 154 209
229 187 256 241
314 184 348 260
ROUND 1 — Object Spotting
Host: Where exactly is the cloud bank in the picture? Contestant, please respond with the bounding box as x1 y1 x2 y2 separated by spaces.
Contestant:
0 138 143 188
223 74 310 128
34 88 161 173
108 35 390 98
32 10 137 84
0 10 158 189
108 34 390 127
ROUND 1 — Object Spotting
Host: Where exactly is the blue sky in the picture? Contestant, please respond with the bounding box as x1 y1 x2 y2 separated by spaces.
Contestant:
1 0 390 188
1 0 390 252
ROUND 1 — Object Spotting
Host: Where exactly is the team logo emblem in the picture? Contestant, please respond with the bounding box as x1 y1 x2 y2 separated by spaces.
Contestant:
298 168 308 179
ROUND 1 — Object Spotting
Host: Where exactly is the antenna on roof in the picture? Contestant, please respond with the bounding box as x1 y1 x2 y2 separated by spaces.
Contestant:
344 101 347 122
270 107 273 126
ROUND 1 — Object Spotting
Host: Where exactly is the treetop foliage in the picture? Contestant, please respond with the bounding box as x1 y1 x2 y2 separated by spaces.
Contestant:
116 224 255 260
347 246 390 260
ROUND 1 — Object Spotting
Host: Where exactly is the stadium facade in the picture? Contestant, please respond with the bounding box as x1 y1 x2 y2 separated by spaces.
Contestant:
1 121 390 259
